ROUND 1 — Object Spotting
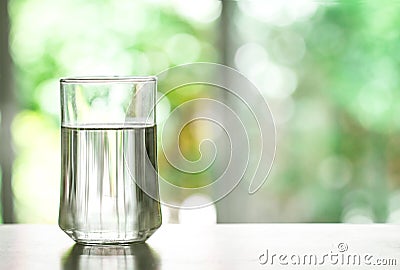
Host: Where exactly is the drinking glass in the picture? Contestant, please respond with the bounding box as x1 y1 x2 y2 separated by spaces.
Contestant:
59 76 162 244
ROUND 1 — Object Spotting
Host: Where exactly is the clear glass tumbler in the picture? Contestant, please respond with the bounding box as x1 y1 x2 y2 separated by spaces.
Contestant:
59 76 162 244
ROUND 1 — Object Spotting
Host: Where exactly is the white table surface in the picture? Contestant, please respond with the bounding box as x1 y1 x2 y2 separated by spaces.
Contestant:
0 224 399 270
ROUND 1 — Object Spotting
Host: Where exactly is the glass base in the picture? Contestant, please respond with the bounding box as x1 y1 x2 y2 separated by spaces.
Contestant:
61 225 161 245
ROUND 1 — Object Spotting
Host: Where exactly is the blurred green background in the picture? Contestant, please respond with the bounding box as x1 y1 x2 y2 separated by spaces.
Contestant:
1 0 399 224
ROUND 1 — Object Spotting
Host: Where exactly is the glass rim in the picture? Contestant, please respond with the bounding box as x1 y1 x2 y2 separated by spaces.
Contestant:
60 76 157 84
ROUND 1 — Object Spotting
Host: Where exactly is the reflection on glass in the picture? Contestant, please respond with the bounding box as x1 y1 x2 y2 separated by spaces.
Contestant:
62 243 159 270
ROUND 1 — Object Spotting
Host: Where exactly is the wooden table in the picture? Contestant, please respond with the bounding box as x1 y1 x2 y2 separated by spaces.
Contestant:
0 224 399 269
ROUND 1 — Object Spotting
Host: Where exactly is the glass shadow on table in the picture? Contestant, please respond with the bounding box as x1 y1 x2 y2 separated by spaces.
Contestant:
62 243 159 270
